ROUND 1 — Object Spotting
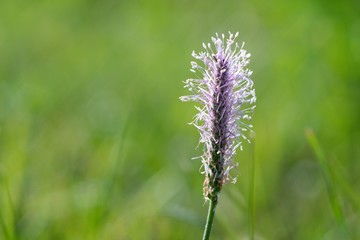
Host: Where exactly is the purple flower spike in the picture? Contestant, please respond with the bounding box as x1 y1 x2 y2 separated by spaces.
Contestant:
180 32 256 201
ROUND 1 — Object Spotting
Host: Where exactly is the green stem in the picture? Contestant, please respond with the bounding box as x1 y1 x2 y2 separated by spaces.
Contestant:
202 197 218 240
248 141 255 240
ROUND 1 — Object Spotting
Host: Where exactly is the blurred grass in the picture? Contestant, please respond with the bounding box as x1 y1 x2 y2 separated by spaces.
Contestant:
0 0 359 239
306 129 349 238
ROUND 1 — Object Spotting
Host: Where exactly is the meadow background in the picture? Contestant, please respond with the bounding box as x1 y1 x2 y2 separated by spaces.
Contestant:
1 0 359 239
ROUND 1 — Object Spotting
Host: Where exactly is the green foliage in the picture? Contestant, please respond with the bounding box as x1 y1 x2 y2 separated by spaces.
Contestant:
0 0 359 239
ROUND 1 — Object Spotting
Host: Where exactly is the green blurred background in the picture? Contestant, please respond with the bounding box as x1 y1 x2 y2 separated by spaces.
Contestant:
0 0 359 239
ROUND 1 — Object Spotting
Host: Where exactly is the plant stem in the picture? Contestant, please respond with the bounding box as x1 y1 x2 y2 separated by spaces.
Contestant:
248 141 255 240
202 197 218 240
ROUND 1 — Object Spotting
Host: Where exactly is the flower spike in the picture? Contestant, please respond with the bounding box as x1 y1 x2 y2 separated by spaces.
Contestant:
180 32 256 201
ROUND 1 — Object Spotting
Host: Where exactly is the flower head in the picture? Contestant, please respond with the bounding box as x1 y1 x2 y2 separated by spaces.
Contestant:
180 32 256 200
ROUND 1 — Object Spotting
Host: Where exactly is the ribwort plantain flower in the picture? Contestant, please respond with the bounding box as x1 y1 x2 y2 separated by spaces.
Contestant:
180 32 256 202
